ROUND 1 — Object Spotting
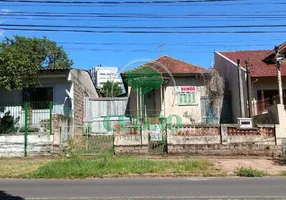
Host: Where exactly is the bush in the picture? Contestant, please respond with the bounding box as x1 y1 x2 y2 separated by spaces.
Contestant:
0 111 19 134
279 171 286 176
235 167 267 177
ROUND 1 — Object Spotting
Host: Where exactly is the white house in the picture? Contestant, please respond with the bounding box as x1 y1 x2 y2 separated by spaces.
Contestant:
90 66 122 88
121 56 223 125
0 68 98 133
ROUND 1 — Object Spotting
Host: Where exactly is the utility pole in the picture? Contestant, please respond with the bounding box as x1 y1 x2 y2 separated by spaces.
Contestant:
275 46 284 105
237 59 245 118
246 60 253 117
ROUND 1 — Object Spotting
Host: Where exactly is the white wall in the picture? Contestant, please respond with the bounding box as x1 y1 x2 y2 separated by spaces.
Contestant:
214 52 248 122
0 134 54 157
70 69 98 98
163 77 207 124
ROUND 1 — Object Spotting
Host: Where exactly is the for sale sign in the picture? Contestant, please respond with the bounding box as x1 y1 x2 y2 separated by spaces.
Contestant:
176 86 196 93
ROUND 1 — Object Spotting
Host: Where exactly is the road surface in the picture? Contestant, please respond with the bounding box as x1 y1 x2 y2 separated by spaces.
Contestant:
1 177 286 200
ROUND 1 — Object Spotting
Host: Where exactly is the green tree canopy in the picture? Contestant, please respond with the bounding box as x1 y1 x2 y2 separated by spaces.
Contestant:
0 36 73 90
125 66 163 95
101 81 123 97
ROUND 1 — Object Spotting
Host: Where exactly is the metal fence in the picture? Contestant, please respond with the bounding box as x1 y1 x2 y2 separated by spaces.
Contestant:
84 97 129 134
0 101 53 157
61 125 114 156
0 102 53 135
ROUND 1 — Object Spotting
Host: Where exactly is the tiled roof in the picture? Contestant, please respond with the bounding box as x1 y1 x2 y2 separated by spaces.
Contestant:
219 49 286 77
264 42 286 60
127 56 206 74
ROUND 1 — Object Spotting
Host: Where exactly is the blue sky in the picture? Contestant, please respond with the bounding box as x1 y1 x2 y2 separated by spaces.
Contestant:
0 0 285 73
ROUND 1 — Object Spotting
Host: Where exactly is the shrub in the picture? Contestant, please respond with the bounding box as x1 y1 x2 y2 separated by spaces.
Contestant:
235 167 267 177
279 171 286 176
0 111 20 134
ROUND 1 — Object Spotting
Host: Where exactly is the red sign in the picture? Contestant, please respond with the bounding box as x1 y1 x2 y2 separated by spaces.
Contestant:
176 86 196 93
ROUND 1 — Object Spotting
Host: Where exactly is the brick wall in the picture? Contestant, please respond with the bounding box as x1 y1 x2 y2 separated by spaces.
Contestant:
52 114 72 153
113 124 282 157
74 81 85 126
168 144 283 157
114 145 149 155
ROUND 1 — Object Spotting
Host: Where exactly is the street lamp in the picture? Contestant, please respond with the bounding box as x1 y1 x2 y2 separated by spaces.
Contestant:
274 46 285 105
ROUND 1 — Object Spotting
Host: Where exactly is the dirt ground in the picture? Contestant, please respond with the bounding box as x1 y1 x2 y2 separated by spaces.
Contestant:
139 155 286 175
213 157 286 175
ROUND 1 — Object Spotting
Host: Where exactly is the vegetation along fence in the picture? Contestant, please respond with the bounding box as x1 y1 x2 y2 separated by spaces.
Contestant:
0 101 59 157
60 124 114 156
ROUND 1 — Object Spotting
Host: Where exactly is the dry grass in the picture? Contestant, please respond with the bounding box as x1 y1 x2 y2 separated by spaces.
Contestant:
0 158 53 178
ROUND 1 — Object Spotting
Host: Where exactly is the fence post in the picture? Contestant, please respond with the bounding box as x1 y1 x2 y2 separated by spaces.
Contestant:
85 125 89 152
24 102 28 157
49 102 53 135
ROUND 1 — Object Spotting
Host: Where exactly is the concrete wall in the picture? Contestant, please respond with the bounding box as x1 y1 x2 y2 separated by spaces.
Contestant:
0 134 54 157
214 52 248 121
114 131 149 154
69 69 98 126
252 104 286 146
168 143 282 157
113 124 281 157
83 97 129 134
167 125 280 156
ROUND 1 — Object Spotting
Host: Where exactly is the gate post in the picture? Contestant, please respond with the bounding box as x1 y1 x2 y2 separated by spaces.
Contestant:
24 102 28 157
49 102 53 135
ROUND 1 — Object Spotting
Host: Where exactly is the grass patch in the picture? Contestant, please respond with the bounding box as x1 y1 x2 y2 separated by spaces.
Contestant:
0 159 51 178
30 155 221 179
235 167 267 177
279 171 286 176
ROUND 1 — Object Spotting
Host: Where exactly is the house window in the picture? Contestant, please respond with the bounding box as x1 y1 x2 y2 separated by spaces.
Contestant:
178 92 196 105
23 87 53 109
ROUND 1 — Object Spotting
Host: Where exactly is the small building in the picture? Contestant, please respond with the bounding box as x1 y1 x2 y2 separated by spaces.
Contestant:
0 68 98 133
214 42 286 123
121 56 223 125
90 66 122 89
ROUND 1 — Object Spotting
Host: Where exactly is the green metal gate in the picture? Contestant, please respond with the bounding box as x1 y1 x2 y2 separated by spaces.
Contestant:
23 102 53 156
62 124 114 156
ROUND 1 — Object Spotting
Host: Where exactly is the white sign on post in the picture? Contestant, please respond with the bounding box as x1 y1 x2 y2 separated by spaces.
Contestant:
150 124 162 141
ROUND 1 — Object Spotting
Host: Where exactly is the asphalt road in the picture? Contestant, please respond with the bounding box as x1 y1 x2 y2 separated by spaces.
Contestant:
1 178 286 200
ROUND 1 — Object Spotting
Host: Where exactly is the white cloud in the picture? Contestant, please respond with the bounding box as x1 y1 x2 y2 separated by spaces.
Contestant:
1 9 12 13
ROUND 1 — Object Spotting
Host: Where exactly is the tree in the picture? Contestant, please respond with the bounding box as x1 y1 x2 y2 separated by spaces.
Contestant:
101 81 123 97
0 36 73 90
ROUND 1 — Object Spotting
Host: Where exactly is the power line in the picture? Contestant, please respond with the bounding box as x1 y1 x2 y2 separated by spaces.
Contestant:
1 11 286 19
0 0 245 5
2 23 286 29
1 0 285 7
1 27 286 34
3 11 286 17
